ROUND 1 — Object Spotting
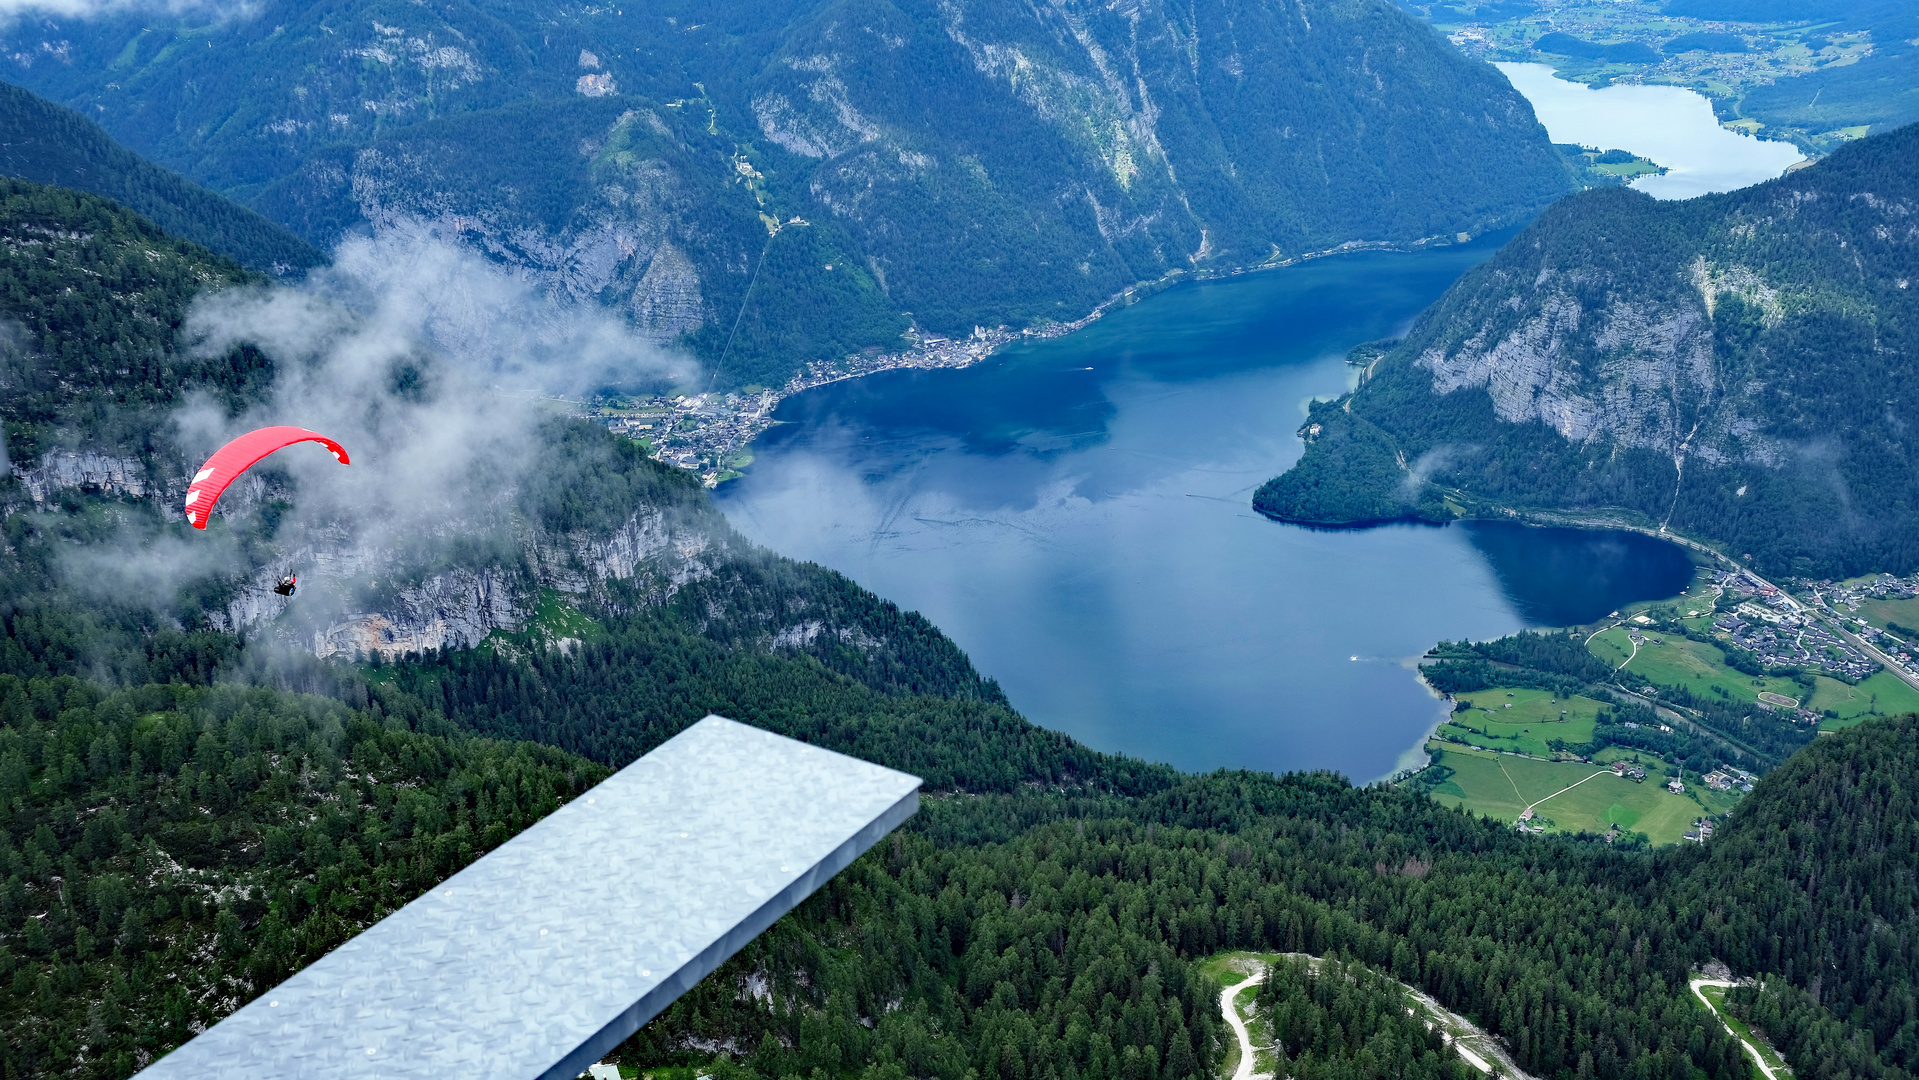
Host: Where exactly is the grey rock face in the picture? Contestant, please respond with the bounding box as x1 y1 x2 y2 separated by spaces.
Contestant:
632 243 704 342
1414 264 1777 466
315 110 715 345
218 508 726 659
308 567 523 659
14 450 149 502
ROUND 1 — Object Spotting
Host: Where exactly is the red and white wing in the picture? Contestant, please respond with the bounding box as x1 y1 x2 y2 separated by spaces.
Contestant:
184 426 350 530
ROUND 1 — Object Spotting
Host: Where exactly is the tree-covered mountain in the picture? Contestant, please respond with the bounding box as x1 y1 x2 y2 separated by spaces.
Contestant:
1687 713 1919 1078
0 81 321 274
1256 122 1919 579
15 612 1919 1080
0 0 1575 386
0 178 267 471
2 177 1917 1080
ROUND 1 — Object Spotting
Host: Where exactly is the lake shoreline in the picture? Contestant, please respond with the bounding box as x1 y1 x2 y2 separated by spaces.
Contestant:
634 230 1516 487
718 240 1698 782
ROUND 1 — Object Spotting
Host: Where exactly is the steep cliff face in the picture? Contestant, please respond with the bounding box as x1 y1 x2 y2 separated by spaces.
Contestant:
9 0 1574 387
1410 266 1753 464
11 450 150 503
734 0 1574 332
209 504 728 659
1265 123 1919 577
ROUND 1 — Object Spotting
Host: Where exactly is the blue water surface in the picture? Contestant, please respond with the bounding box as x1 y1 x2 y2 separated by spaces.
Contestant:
718 239 1693 781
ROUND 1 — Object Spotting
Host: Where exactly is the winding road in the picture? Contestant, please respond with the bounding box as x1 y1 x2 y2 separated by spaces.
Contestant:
1220 973 1266 1080
1691 978 1787 1080
1216 954 1539 1080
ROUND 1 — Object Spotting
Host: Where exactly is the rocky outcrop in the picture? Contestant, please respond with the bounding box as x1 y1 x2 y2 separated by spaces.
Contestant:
13 451 149 502
308 566 523 659
212 508 728 659
1414 283 1751 460
266 107 724 348
631 242 704 342
1300 129 1919 575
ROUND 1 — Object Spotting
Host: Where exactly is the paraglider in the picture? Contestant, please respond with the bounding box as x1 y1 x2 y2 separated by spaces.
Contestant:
183 426 350 530
273 574 298 597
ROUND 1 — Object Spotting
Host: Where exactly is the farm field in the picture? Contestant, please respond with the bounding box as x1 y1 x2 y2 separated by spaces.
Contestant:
1811 670 1919 730
1587 627 1803 703
1439 688 1604 757
1854 594 1919 635
1421 744 1709 844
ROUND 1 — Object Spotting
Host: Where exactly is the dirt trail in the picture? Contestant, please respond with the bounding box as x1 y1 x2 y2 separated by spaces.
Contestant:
1691 978 1788 1080
1220 973 1266 1080
1214 953 1539 1080
1520 770 1611 821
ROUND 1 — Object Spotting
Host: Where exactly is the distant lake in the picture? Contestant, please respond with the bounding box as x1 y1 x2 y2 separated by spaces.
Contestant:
718 243 1695 781
1498 62 1804 199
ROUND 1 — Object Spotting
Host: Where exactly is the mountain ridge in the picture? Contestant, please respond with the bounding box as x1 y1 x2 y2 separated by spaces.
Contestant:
1256 121 1919 578
0 80 321 274
2 0 1576 387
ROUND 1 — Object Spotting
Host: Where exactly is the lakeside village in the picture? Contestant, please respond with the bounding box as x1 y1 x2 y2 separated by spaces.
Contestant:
565 322 1060 486
1708 567 1919 687
1411 562 1919 846
566 232 1488 485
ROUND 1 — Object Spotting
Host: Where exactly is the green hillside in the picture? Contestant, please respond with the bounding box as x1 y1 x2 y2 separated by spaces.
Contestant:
0 81 320 274
1687 713 1919 1076
0 178 266 469
1257 122 1919 579
1665 0 1919 134
1 0 1574 387
5 165 1917 1080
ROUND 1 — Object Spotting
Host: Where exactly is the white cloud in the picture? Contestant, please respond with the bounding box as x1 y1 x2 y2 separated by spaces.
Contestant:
59 225 698 619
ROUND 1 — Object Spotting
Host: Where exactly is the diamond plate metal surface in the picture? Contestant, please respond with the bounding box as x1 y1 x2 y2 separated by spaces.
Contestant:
136 715 921 1080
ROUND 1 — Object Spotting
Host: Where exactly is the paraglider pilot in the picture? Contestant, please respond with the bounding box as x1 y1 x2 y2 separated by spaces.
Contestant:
274 574 298 597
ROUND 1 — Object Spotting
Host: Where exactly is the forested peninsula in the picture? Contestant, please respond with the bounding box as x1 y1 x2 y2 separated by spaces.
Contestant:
1255 121 1919 580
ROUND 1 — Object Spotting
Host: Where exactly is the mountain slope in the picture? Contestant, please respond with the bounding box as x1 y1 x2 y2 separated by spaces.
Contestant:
2 0 1573 386
1683 713 1919 1077
0 81 321 274
0 177 266 473
1257 122 1919 578
1664 0 1919 135
5 174 1911 1080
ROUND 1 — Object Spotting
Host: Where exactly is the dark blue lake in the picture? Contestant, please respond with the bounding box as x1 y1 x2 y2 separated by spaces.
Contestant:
717 239 1695 781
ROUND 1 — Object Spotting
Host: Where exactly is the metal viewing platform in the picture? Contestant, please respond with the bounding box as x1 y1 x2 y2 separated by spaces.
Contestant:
137 715 921 1080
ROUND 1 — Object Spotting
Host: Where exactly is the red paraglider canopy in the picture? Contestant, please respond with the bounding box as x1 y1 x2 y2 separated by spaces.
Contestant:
184 426 350 530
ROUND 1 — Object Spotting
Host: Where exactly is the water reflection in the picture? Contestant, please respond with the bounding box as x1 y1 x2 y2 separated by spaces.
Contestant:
720 246 1692 781
1463 523 1697 627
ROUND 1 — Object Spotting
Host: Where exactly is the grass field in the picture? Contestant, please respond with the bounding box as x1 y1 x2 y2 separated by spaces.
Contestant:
1592 157 1663 177
1423 744 1710 844
1439 688 1604 757
1855 594 1919 635
1587 627 1802 704
1810 670 1919 730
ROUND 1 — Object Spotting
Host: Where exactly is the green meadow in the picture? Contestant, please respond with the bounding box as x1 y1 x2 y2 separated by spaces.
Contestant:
1422 744 1715 845
1438 688 1604 757
1810 670 1919 730
1587 626 1802 703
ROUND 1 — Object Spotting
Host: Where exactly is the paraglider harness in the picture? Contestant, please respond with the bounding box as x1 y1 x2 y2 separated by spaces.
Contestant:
274 574 298 597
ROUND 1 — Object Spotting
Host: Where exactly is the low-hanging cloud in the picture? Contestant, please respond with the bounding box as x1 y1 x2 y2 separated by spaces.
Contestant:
1400 444 1468 500
62 225 697 623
